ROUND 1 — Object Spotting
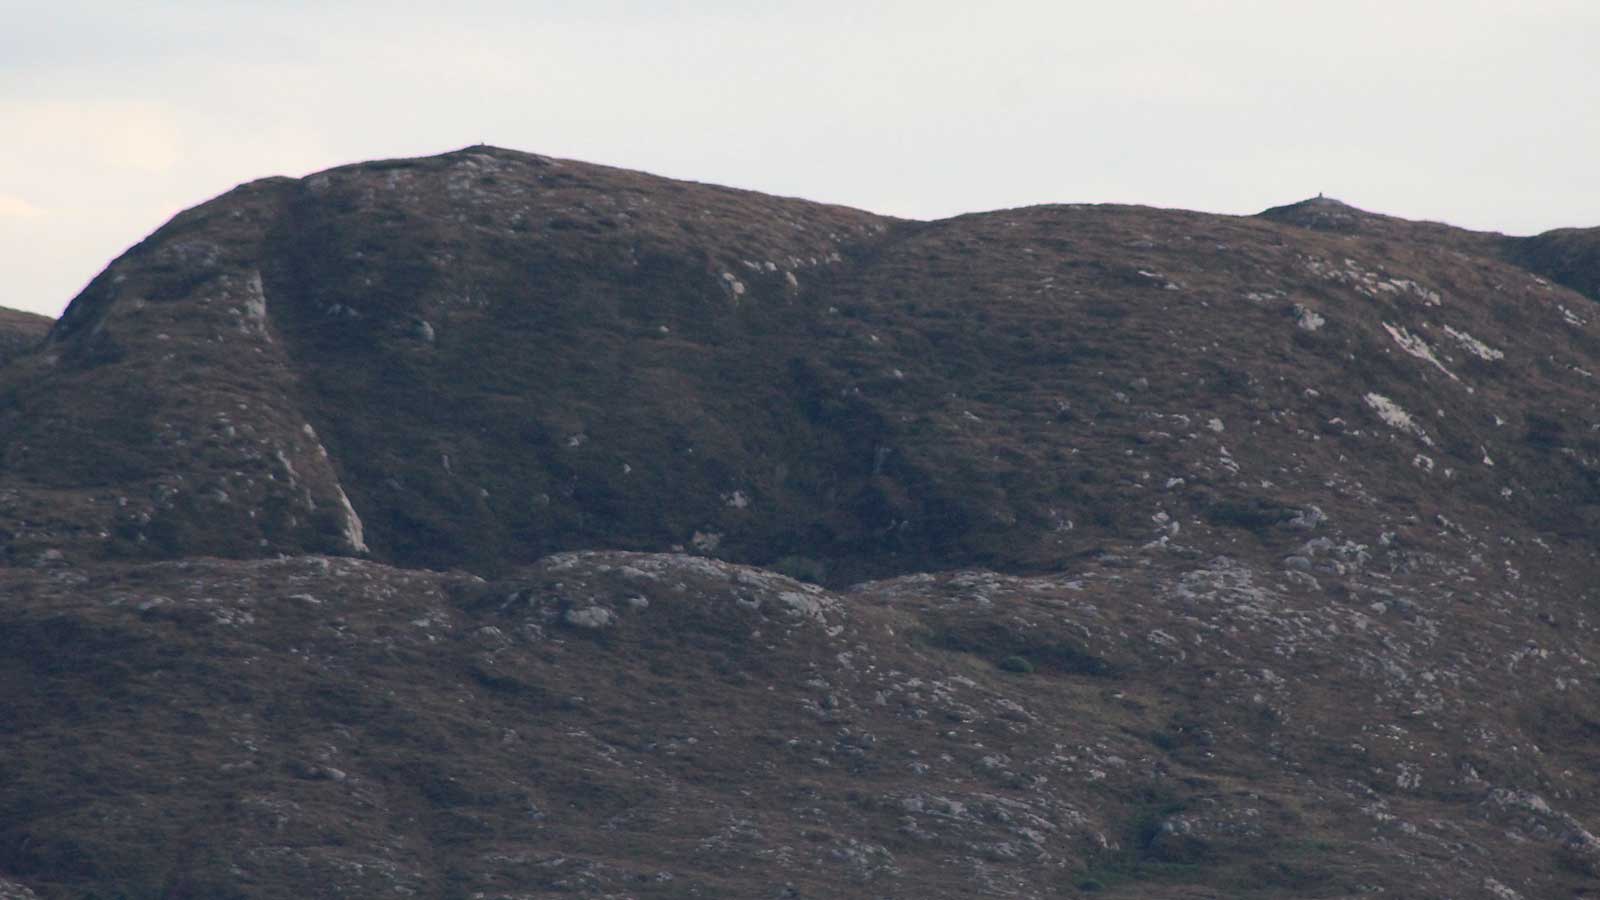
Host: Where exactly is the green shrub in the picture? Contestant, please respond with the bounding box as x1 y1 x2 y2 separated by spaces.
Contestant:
998 655 1035 674
771 555 828 584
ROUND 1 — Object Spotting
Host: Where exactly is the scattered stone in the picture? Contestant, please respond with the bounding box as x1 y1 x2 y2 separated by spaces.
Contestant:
563 606 616 629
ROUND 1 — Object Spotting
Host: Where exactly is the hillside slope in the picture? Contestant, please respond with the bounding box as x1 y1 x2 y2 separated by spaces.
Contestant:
3 148 1600 898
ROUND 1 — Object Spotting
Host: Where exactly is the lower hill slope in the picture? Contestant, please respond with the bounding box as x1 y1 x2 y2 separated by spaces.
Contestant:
2 548 1596 898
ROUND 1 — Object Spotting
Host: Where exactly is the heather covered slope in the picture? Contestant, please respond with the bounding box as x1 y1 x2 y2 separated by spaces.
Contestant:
3 549 1598 899
6 146 1600 582
4 148 1600 898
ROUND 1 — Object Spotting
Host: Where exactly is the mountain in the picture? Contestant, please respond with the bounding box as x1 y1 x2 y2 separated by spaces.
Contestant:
3 146 1600 899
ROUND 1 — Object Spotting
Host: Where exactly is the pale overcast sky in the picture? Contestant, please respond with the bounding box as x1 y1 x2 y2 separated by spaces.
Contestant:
3 1 1598 318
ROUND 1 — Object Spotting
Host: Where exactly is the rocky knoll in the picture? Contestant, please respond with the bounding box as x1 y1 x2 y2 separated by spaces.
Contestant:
2 147 1600 898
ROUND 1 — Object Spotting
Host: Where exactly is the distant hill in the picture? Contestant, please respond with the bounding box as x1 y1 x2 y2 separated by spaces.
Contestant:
0 306 51 367
2 147 1599 898
1504 225 1600 302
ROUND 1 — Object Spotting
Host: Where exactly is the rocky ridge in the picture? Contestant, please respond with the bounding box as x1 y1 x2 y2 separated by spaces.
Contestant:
3 147 1600 898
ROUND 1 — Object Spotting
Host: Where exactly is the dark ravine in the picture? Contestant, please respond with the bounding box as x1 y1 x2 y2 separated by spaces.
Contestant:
3 146 1600 898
